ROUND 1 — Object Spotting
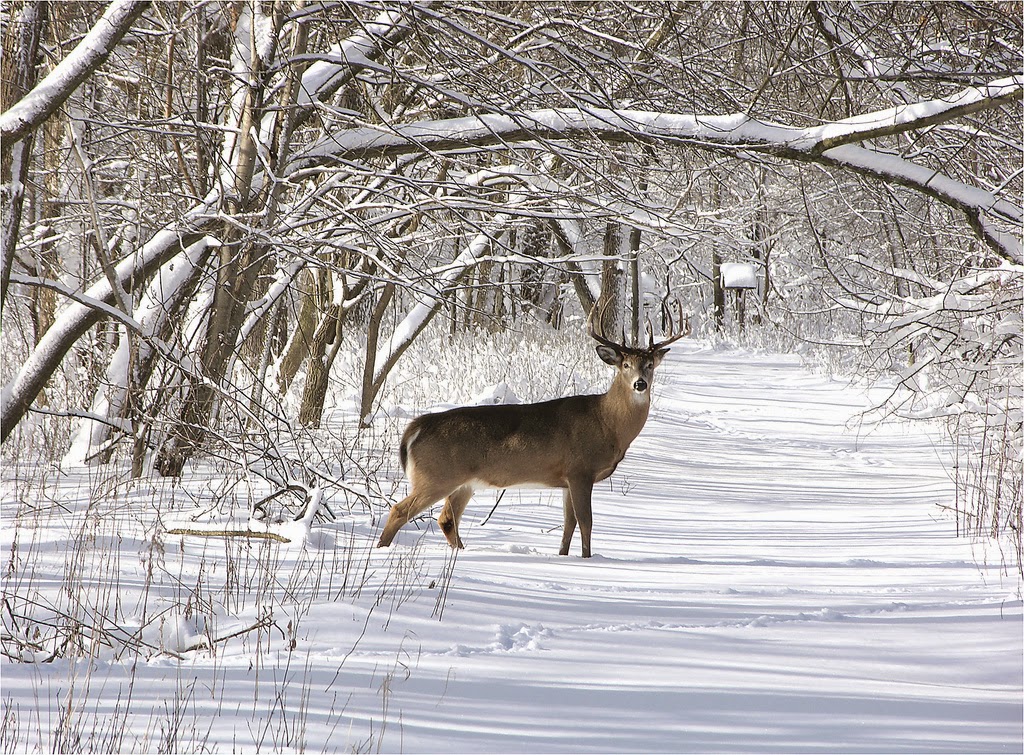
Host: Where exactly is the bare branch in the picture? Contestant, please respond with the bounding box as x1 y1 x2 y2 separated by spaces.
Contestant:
0 0 151 144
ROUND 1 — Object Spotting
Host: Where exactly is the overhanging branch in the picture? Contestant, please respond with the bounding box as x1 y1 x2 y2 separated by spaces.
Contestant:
295 76 1023 263
0 0 151 144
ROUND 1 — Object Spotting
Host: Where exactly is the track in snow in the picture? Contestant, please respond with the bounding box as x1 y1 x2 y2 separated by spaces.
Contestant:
354 345 1021 753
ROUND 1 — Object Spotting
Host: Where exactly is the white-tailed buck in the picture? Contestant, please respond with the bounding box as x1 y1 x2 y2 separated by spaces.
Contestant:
376 305 689 557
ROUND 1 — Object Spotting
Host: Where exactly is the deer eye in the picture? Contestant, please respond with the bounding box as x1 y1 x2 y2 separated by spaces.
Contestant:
622 361 631 369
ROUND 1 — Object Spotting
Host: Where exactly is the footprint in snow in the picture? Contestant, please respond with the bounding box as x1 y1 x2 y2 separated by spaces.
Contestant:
447 623 550 656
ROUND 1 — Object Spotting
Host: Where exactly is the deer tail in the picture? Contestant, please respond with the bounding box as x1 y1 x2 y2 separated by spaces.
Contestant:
399 425 421 474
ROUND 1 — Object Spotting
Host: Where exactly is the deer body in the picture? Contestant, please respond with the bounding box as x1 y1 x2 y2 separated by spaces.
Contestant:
376 311 687 557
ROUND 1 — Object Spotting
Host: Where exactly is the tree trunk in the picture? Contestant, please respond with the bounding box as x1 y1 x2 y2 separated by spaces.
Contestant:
712 250 725 330
155 3 283 476
628 225 642 345
599 222 626 338
628 167 649 345
548 219 597 315
298 267 357 429
0 0 150 144
359 282 396 427
1 225 210 444
0 1 47 310
154 235 267 476
71 243 211 466
298 304 340 428
750 170 772 326
274 270 319 395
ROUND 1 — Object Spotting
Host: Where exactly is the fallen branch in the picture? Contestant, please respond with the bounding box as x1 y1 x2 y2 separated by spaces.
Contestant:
164 527 293 544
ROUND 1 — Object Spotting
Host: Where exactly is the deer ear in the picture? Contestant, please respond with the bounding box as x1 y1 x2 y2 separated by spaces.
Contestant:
596 344 622 366
652 347 670 367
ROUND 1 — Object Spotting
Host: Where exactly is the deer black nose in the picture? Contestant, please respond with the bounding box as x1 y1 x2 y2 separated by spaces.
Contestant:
633 378 648 392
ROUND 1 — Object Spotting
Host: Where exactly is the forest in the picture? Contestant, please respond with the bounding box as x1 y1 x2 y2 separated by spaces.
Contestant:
3 0 1020 552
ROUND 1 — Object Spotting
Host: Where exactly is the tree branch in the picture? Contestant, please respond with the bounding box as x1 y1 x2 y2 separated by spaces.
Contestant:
295 76 1022 263
297 78 1021 165
1 225 216 442
0 0 151 144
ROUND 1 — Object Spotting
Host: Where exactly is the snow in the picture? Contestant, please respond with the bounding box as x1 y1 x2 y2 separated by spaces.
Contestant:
2 345 1021 752
469 381 520 406
0 0 148 141
720 262 758 289
252 5 277 67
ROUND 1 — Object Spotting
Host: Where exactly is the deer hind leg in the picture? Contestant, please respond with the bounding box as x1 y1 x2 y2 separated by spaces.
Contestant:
558 488 577 556
437 485 473 549
377 483 452 548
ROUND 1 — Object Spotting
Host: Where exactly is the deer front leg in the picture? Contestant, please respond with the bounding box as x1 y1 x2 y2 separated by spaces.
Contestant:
566 476 594 558
559 488 576 556
438 485 473 549
378 485 449 547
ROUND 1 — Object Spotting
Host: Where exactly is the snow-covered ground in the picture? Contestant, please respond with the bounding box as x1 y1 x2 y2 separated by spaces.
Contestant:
2 343 1021 753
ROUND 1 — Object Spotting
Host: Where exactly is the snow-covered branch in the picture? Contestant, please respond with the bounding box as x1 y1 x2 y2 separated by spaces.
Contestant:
816 144 1021 262
801 77 1023 153
370 223 506 390
291 3 435 121
1 215 218 443
0 0 151 144
300 77 1022 164
297 77 1022 261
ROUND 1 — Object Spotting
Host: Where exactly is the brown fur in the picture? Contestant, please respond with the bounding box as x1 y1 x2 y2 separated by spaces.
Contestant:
377 340 676 557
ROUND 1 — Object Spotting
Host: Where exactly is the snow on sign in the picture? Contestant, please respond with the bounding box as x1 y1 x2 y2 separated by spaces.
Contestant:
720 262 758 289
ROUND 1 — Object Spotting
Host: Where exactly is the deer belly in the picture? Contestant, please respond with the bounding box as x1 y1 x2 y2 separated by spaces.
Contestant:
595 452 625 482
471 476 567 491
470 466 567 490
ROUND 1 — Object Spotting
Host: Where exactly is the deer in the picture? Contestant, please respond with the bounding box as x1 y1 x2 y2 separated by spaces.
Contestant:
376 304 690 558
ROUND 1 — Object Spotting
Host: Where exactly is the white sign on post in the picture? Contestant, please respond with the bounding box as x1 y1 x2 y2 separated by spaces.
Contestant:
720 263 757 289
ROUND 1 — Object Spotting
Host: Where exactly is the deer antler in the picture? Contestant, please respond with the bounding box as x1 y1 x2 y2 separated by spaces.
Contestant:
649 299 691 351
587 300 626 350
589 299 691 352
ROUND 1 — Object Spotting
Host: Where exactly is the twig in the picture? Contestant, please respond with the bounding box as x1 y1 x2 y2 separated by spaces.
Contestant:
165 527 292 544
212 614 276 645
479 489 507 526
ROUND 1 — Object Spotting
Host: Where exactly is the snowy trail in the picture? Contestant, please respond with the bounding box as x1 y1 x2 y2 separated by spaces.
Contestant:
2 346 1021 753
344 345 1021 753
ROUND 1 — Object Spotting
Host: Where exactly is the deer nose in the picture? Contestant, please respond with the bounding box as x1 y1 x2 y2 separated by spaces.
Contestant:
633 378 648 392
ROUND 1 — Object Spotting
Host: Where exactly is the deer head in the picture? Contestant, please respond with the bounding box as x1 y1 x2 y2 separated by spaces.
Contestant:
588 301 690 400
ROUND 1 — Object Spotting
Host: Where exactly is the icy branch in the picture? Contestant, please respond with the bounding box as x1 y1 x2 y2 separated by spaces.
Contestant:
0 0 150 144
296 76 1022 262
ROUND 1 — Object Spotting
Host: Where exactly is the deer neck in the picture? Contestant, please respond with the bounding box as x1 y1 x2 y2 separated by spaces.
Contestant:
601 375 651 445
